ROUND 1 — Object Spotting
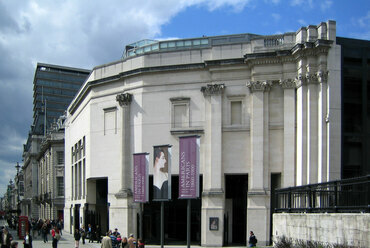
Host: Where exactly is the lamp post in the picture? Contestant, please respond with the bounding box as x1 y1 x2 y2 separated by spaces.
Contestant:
15 162 21 216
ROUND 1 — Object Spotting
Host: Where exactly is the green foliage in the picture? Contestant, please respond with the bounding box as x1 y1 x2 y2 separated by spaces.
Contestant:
274 236 360 248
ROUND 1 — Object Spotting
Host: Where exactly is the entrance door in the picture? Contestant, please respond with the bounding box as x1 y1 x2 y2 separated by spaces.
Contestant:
225 175 248 246
142 176 202 245
74 204 80 230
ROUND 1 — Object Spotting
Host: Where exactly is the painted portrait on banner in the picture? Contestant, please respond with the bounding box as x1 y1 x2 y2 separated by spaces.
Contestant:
153 145 171 201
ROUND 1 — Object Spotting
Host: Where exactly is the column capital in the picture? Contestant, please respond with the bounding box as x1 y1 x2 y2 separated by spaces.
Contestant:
317 70 328 83
294 73 306 88
116 93 132 106
279 79 296 89
201 84 225 96
246 81 272 92
305 72 319 84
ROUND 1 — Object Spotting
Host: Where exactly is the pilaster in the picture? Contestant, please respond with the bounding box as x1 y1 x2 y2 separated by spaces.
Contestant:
279 79 296 187
200 84 225 247
246 81 271 245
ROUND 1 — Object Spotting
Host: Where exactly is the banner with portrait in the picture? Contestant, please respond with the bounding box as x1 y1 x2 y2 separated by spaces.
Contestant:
179 135 200 199
133 153 149 203
153 145 172 201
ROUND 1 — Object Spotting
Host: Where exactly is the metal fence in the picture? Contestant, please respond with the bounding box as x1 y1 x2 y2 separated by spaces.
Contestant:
274 175 370 213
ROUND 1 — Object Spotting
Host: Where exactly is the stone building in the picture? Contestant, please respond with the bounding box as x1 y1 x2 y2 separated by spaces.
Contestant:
36 117 66 220
22 63 90 219
64 21 340 245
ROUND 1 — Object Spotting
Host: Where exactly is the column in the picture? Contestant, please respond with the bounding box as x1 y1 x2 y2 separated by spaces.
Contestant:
246 81 271 245
317 70 328 182
115 93 133 195
279 79 296 187
113 92 135 235
306 72 319 184
295 74 308 186
200 84 225 247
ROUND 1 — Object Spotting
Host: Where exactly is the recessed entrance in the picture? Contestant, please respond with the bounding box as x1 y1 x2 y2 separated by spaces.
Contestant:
142 175 202 245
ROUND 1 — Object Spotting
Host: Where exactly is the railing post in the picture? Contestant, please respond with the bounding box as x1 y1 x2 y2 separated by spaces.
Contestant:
334 182 338 213
288 189 291 212
307 186 312 212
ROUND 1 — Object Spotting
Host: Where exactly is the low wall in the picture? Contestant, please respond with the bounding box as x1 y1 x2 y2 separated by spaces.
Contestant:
273 213 369 247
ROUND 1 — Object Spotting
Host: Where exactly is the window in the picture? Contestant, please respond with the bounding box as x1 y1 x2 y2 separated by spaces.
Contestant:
104 107 117 135
231 101 242 125
56 177 64 196
171 98 190 128
57 151 64 165
227 96 245 126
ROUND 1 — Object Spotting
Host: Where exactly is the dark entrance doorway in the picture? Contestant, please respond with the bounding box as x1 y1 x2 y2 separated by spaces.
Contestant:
85 178 108 235
142 175 202 245
74 204 80 230
224 174 248 246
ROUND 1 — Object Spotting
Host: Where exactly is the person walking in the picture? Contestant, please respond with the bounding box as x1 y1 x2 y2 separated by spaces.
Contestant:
41 223 48 243
88 224 94 243
95 225 102 243
127 234 136 248
101 232 112 248
79 226 86 244
248 231 257 247
0 228 13 248
23 231 32 248
51 226 60 248
74 229 81 248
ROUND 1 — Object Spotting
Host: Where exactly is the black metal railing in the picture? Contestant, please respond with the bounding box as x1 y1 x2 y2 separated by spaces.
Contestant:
275 175 370 213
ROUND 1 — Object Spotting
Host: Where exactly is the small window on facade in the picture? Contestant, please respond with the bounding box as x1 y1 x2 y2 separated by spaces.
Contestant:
231 101 242 125
104 107 117 135
171 98 190 128
57 151 64 165
56 177 64 197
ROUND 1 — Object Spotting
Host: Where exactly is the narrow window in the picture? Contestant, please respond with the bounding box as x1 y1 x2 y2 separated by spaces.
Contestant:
231 101 242 125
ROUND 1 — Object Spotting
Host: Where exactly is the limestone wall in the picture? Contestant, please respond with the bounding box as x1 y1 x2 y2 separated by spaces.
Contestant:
273 213 369 247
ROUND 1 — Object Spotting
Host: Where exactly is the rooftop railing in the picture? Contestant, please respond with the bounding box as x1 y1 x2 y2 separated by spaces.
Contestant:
274 175 370 213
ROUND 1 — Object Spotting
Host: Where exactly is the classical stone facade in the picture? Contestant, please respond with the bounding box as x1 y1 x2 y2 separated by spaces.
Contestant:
64 21 341 245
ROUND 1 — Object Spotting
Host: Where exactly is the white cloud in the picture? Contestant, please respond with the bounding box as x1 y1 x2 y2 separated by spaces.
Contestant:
291 0 313 8
298 19 306 26
272 13 281 21
320 0 333 11
358 11 370 27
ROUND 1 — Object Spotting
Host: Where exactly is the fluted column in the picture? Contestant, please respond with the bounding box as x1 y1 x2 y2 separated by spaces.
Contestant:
200 84 225 247
317 70 328 182
306 72 319 184
295 73 308 186
279 79 296 187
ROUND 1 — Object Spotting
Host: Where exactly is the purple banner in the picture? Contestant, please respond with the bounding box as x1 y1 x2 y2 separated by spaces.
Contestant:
179 136 200 199
153 145 172 201
133 153 149 203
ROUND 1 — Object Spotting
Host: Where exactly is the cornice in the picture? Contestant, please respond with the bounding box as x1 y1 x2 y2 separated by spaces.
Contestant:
279 79 296 89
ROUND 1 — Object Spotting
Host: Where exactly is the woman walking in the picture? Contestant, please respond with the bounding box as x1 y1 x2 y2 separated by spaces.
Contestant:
74 229 81 248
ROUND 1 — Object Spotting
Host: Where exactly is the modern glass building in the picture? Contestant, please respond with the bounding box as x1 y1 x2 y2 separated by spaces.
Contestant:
32 63 91 135
337 37 370 179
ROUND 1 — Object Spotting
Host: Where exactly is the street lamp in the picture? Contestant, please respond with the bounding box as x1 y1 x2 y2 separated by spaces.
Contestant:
15 162 21 216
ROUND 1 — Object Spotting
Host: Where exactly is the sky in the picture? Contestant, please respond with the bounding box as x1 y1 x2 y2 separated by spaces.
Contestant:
0 0 369 196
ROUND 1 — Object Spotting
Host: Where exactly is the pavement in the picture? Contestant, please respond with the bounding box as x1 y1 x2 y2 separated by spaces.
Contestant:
1 219 270 248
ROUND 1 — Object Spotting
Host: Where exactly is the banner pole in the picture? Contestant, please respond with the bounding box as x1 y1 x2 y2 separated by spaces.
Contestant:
161 201 164 248
187 199 191 248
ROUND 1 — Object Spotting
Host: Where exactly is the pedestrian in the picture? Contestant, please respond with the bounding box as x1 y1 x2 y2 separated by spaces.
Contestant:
0 227 13 248
127 234 136 248
51 226 60 248
88 224 93 243
41 223 48 243
121 237 128 248
23 231 32 248
248 231 257 247
95 225 102 243
137 239 145 248
74 228 81 248
79 225 86 244
101 232 112 248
